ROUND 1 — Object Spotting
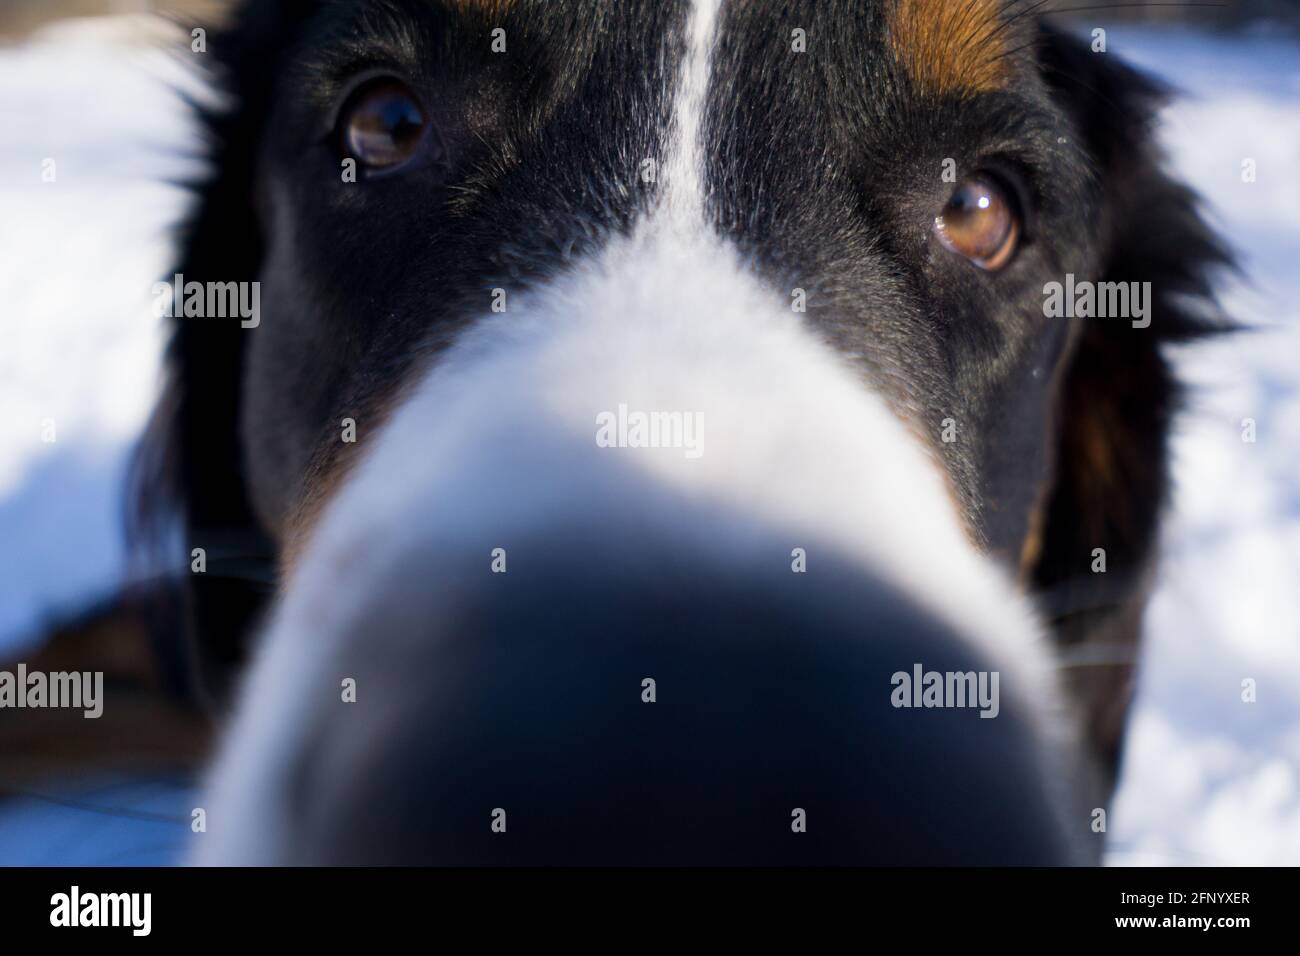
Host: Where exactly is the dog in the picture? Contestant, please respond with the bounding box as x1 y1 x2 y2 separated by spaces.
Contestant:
123 0 1229 864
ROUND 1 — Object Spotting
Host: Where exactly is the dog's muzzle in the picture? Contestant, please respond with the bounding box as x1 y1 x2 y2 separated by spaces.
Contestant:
194 233 1087 864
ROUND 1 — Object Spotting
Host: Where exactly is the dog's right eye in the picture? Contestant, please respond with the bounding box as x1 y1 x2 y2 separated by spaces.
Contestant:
337 79 440 176
933 173 1022 272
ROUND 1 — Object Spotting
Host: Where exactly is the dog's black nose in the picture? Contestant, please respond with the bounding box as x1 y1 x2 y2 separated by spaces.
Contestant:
269 525 1080 865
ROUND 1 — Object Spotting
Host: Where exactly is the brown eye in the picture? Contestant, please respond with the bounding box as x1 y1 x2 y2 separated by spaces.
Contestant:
338 79 436 174
934 174 1021 271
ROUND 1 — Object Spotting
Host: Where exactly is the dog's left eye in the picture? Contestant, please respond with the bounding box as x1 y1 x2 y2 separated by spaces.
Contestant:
337 78 440 175
934 173 1021 271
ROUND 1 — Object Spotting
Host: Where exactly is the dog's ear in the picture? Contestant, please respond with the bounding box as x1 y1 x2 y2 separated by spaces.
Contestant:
1026 23 1233 777
130 3 315 708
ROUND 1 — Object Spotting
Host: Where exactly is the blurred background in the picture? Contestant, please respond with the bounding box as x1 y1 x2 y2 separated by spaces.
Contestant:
0 0 1297 865
0 0 215 38
4 0 1300 36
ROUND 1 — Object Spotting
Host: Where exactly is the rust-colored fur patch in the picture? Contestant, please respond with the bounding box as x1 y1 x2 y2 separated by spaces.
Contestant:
889 0 1011 96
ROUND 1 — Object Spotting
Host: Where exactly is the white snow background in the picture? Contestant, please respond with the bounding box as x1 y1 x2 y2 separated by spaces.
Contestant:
0 17 1296 865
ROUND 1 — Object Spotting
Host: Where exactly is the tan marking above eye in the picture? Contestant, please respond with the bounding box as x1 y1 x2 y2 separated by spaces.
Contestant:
889 0 1010 96
933 174 1021 271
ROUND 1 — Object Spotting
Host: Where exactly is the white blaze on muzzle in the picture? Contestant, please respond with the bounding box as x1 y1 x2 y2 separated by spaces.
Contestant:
335 223 1046 666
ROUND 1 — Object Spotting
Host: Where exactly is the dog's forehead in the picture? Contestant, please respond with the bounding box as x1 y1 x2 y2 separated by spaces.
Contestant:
431 0 1031 219
472 0 1018 93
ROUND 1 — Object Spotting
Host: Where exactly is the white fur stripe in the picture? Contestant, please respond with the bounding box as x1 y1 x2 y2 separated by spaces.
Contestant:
661 0 721 224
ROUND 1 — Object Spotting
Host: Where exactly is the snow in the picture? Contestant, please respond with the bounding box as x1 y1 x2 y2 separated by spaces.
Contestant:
0 16 207 865
0 775 198 865
0 17 1296 865
1102 26 1300 866
0 17 207 655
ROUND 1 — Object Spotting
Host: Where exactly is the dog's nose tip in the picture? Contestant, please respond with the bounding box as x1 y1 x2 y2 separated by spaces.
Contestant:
275 528 1079 865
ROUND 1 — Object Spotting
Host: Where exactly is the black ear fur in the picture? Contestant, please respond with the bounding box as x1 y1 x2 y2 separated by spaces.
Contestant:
1028 23 1233 779
129 2 317 708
